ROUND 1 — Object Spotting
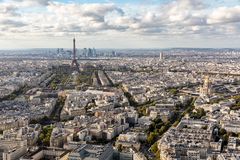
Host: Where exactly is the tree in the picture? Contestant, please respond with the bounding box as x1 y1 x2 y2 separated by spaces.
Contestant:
73 133 80 142
38 126 53 146
222 134 229 146
50 81 57 90
153 118 163 124
147 132 158 144
201 125 208 130
173 120 180 127
164 121 171 128
169 88 178 95
219 128 227 136
238 133 240 138
151 142 158 153
117 144 123 152
149 123 155 132
29 119 38 124
190 108 206 119
170 110 179 123
198 108 206 117
158 126 167 135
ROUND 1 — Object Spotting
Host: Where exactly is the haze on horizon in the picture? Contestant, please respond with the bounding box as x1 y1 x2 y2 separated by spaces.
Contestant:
0 0 240 49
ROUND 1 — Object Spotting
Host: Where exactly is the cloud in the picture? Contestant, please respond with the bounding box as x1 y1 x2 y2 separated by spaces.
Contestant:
0 4 19 16
207 6 240 24
0 0 240 39
0 19 27 27
11 0 51 6
47 3 124 22
43 2 126 33
107 0 208 35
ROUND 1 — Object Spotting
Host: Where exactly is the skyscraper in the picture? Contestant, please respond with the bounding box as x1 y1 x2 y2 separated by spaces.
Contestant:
92 48 97 57
160 52 164 61
87 48 93 57
83 48 88 57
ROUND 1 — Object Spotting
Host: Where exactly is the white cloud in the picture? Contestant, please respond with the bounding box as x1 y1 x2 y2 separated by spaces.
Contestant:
0 3 19 17
0 0 240 42
11 0 51 6
0 19 27 27
207 6 240 24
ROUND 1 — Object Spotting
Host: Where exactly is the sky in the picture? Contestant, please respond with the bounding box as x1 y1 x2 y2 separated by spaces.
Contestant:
0 0 240 49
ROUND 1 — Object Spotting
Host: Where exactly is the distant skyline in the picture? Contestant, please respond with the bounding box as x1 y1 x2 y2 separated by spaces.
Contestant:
0 0 240 49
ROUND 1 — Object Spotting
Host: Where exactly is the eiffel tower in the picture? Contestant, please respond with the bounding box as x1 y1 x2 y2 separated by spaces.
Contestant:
71 38 80 72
